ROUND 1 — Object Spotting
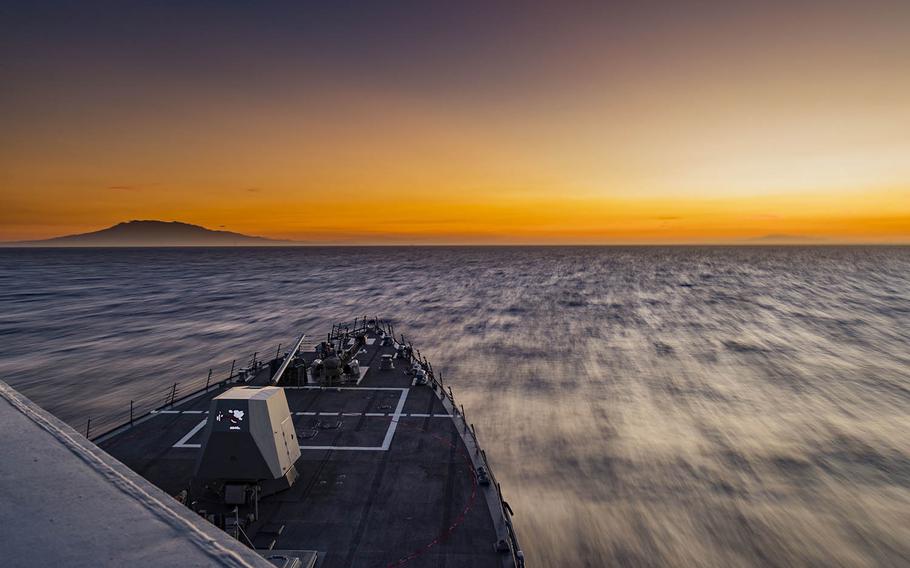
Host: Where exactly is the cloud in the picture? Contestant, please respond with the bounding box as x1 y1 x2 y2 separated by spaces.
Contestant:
245 187 262 193
107 185 139 191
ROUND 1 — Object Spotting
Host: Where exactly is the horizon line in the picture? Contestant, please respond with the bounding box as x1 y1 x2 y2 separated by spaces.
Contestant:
5 220 906 247
3 242 909 248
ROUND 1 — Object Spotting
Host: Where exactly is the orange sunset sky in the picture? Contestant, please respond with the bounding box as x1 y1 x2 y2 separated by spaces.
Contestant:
2 1 909 244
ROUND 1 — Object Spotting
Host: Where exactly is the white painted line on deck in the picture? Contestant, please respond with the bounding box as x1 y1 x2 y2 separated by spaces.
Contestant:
380 389 410 450
298 445 385 451
173 419 206 448
398 413 451 418
166 386 416 452
284 386 404 391
355 365 369 385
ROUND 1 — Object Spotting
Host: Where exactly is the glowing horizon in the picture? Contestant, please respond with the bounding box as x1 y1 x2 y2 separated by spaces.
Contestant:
2 2 909 244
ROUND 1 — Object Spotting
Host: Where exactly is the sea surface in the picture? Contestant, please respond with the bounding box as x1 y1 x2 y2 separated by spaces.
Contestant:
1 246 909 567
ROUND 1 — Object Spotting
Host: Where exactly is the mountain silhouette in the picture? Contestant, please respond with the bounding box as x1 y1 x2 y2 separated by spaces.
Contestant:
9 220 295 247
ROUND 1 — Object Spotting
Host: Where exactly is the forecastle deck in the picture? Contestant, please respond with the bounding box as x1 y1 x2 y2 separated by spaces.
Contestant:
97 320 522 568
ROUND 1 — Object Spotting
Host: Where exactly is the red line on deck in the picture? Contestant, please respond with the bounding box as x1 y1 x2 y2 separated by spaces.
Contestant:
384 420 479 568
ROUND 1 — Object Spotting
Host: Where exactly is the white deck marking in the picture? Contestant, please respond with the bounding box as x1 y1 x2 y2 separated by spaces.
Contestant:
399 413 451 418
379 388 410 450
168 387 415 452
173 419 206 448
285 411 451 418
355 365 369 385
284 385 403 391
298 445 387 451
298 387 409 451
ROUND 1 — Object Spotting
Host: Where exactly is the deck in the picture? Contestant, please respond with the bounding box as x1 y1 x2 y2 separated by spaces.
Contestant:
97 323 518 568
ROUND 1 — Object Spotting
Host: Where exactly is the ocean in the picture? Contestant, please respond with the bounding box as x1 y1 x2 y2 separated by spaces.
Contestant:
1 246 908 566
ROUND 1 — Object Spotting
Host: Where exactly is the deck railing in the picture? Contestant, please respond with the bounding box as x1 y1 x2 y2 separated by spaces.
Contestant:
80 343 281 441
83 316 383 441
386 321 525 567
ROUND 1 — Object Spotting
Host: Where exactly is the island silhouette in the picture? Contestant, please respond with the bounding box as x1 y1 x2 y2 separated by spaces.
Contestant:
7 220 296 247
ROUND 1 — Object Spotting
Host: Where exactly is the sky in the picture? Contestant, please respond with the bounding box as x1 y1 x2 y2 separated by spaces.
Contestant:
2 0 909 244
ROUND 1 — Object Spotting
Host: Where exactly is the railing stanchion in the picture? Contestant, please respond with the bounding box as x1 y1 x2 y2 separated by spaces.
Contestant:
81 339 309 440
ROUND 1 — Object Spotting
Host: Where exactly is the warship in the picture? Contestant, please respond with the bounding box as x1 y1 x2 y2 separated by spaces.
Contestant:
0 318 523 568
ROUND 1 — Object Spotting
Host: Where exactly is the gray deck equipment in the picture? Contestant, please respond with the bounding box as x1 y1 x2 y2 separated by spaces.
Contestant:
195 386 301 496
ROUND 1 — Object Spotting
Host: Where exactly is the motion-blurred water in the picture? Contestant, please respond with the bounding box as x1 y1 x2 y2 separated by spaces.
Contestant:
2 247 909 567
